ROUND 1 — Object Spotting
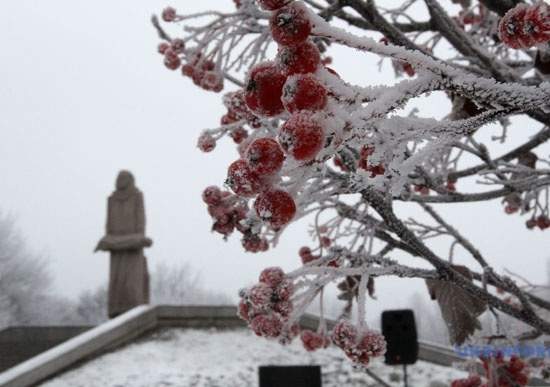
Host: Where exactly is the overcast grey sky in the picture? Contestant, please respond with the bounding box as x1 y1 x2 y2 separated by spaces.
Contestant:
1 0 549 318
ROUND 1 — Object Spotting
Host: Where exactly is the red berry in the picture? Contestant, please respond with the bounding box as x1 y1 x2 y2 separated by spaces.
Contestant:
171 38 185 54
181 64 194 77
230 127 248 144
279 111 325 162
224 91 257 122
402 62 415 77
273 300 293 317
504 205 519 214
274 279 294 302
202 186 222 205
359 146 385 177
157 42 170 55
357 330 386 358
499 3 550 49
163 50 181 70
227 159 262 197
277 41 320 75
246 138 285 175
451 375 482 387
301 330 326 352
254 189 296 228
270 3 311 47
250 314 283 338
299 246 315 264
249 283 273 309
258 0 292 11
282 74 327 113
259 267 285 287
242 233 269 253
331 320 357 349
213 220 234 236
238 299 250 321
221 113 238 125
320 236 331 247
197 133 216 152
536 215 550 230
245 62 287 117
162 6 177 22
414 185 430 196
199 71 224 93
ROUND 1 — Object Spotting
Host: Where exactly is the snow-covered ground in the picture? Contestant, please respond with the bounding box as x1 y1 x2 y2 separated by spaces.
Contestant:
40 328 466 387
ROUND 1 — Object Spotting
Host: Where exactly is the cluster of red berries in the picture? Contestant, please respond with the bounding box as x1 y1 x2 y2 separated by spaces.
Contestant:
181 52 223 92
526 215 550 230
202 185 270 252
451 375 483 387
499 2 550 49
482 355 529 386
158 7 224 92
238 267 297 340
333 146 386 177
502 194 550 231
202 186 250 237
244 0 329 157
452 355 529 387
222 0 334 232
300 329 331 352
331 320 386 366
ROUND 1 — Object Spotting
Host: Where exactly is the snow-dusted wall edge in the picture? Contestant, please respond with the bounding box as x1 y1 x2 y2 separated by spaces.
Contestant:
0 306 157 387
1 305 547 387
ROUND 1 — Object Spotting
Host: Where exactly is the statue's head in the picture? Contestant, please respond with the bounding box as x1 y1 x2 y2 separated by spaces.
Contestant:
115 170 135 191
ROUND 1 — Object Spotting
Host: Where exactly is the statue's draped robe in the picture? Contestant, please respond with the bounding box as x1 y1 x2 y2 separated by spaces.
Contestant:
106 189 150 318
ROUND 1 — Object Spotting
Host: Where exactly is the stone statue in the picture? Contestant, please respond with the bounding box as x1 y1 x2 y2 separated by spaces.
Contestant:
95 170 152 318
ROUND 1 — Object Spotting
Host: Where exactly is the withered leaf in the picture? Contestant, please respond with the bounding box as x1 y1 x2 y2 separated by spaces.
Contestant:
425 265 487 345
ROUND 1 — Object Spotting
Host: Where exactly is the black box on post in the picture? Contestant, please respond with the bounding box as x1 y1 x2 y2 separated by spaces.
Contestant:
381 309 419 365
259 365 322 387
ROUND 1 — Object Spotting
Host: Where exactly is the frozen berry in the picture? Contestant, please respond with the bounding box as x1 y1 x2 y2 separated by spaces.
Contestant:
270 3 311 47
213 220 234 236
299 246 316 264
246 138 285 175
227 159 262 197
357 330 386 358
242 233 269 253
163 50 181 70
197 133 216 152
274 279 294 302
171 38 185 54
158 42 170 55
249 283 273 308
279 111 325 161
230 127 248 144
499 3 550 49
162 6 177 22
301 330 326 352
277 41 320 75
258 0 292 11
254 189 296 228
238 299 251 321
537 215 550 230
259 267 285 287
282 74 327 113
244 62 287 117
202 186 222 205
250 314 283 338
331 320 357 349
273 300 293 317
